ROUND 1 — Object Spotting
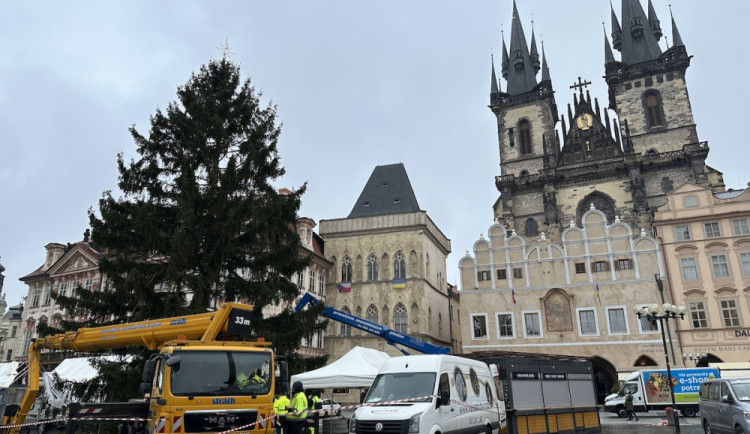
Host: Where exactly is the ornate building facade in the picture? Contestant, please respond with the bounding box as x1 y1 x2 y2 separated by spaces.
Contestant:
319 164 454 373
459 0 729 401
654 183 750 366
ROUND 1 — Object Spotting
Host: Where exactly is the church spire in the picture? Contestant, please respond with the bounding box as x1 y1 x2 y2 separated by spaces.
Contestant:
618 0 662 64
506 0 538 95
491 55 500 94
647 0 663 40
530 28 540 74
541 42 551 82
501 36 509 79
604 23 616 64
611 3 622 51
670 6 685 47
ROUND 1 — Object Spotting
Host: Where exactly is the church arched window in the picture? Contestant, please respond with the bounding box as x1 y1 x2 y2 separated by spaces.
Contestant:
367 253 378 281
394 303 407 333
526 218 538 236
366 304 378 324
393 251 406 280
643 91 664 128
341 255 352 282
519 120 532 155
340 307 352 336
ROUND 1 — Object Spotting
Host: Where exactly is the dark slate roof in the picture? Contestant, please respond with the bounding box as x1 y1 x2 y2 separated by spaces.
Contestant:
617 0 663 64
348 163 421 218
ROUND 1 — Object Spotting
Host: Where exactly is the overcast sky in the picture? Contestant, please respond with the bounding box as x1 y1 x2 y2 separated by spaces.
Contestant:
1 1 747 307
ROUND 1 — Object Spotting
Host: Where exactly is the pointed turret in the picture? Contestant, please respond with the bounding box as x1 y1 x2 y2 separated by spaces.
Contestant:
604 24 616 64
491 55 499 94
647 0 662 40
618 0 662 64
611 4 622 51
670 8 685 47
506 0 538 94
541 43 551 82
501 37 509 78
530 29 540 73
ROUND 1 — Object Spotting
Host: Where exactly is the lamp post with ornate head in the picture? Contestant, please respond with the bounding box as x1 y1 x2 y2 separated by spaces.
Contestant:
635 303 686 434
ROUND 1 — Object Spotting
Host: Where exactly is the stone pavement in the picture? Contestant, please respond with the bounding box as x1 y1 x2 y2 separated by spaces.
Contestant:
599 409 703 434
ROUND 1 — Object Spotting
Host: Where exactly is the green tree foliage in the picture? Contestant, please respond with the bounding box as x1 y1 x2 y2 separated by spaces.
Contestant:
44 57 327 399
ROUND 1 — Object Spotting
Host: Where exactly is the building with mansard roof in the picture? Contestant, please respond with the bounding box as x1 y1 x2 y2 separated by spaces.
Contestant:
459 0 728 403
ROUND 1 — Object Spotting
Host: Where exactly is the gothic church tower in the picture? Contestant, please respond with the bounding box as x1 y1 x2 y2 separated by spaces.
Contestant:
490 0 724 239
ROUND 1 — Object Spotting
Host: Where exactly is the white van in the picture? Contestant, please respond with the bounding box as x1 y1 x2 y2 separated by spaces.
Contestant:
350 355 505 434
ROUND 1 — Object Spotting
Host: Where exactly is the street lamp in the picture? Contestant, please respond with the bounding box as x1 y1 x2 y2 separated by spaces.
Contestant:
682 352 707 367
635 302 686 434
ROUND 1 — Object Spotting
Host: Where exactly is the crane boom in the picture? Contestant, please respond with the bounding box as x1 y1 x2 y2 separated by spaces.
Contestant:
294 293 449 355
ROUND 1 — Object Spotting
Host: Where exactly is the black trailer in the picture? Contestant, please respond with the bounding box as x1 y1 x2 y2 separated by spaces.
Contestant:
462 351 601 434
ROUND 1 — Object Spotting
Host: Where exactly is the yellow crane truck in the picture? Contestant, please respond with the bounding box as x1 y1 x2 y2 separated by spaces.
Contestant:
2 302 287 434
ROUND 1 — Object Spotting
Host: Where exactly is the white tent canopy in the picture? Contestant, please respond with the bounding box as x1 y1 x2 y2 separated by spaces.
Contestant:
291 346 390 389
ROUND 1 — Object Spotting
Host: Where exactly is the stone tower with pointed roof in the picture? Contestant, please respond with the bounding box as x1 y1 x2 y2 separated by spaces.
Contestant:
489 0 724 241
319 163 454 399
462 0 730 400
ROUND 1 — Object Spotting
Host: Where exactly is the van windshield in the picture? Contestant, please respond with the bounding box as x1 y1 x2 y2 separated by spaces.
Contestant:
365 372 436 403
730 383 750 401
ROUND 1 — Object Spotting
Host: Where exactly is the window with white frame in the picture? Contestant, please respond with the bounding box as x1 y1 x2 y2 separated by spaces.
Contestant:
84 278 93 290
309 269 316 290
704 222 721 238
43 286 52 305
577 308 598 336
674 225 691 241
31 287 41 307
471 314 488 339
477 270 491 281
523 311 542 338
59 282 68 297
496 312 514 338
732 219 750 235
711 254 730 278
318 274 325 294
297 271 304 288
688 301 709 329
680 257 699 280
720 299 741 327
741 252 750 277
636 305 660 333
606 307 628 334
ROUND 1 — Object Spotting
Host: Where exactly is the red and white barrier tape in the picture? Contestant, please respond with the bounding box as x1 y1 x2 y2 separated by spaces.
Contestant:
0 416 149 430
0 396 501 433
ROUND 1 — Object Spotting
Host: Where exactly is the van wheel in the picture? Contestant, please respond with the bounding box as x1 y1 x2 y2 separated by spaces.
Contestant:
682 406 697 417
735 426 745 434
616 407 627 418
703 420 712 434
485 424 493 434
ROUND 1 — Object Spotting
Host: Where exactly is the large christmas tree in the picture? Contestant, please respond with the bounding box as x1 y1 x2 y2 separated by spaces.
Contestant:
51 56 324 360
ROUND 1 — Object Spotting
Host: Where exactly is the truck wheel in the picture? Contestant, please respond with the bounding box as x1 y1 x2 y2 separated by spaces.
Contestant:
681 406 697 417
616 407 627 418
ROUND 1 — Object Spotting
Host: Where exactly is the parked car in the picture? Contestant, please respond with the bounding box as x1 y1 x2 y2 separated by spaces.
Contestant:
320 398 341 417
699 377 750 434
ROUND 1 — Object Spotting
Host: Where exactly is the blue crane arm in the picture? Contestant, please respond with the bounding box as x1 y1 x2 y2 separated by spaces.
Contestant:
294 292 450 355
